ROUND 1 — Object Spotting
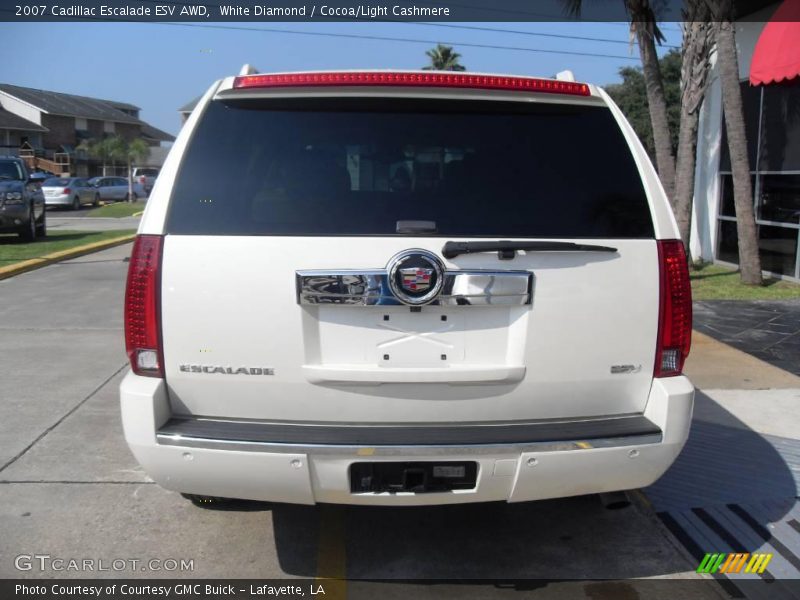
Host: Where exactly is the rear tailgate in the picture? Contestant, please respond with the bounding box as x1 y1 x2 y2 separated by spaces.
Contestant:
158 88 660 424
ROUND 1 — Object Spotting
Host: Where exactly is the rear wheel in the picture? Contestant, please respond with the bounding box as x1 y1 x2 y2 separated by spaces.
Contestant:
18 207 36 242
72 196 80 211
93 194 100 207
35 205 46 238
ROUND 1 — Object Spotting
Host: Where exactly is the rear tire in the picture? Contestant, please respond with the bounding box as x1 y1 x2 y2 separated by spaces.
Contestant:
18 208 36 242
72 196 80 211
93 194 100 207
35 206 46 238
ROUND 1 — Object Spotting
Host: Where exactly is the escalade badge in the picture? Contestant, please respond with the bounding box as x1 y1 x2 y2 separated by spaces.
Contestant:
387 249 445 306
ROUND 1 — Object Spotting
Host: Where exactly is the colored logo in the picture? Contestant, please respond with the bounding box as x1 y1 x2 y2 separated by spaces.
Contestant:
387 249 445 306
400 267 433 293
697 553 772 574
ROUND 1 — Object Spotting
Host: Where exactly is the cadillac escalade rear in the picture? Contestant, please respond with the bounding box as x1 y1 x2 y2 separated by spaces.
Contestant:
120 70 694 505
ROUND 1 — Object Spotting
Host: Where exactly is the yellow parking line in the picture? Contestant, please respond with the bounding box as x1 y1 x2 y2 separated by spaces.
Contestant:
315 505 347 599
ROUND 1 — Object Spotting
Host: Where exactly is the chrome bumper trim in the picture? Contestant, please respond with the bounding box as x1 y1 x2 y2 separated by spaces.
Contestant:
156 433 662 456
155 414 662 456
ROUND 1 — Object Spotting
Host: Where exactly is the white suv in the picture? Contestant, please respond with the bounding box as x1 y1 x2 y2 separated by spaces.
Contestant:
121 70 693 506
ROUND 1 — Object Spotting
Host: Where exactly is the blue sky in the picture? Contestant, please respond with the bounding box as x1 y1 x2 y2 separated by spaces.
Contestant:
1 21 681 137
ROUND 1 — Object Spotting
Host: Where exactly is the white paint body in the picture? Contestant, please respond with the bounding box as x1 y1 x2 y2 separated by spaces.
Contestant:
121 70 694 505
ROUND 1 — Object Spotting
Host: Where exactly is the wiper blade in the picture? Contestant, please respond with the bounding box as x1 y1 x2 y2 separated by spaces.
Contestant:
442 240 618 260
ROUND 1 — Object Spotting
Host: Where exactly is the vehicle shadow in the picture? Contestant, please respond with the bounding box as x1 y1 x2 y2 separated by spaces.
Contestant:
201 390 797 583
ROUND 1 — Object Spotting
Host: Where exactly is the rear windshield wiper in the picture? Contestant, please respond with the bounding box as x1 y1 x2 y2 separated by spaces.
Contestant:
442 240 618 260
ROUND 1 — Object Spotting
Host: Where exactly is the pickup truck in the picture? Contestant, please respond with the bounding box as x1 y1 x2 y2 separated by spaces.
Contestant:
121 69 694 506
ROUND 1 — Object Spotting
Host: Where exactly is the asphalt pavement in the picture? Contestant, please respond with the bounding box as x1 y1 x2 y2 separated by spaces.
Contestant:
1 244 786 598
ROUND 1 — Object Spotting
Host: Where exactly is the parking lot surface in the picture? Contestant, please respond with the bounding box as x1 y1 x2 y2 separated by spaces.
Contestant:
0 245 728 597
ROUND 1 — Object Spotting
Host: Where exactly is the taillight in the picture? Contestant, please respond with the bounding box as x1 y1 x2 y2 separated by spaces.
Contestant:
655 240 692 377
233 71 591 96
63 188 71 194
124 235 163 377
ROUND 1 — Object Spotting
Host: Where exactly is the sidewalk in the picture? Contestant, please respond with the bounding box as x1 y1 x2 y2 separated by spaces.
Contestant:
693 300 800 376
647 331 800 597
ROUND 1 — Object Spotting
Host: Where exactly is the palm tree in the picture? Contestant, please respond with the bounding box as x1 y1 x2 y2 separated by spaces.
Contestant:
673 10 714 254
79 137 116 176
710 0 763 285
120 138 151 202
565 0 676 203
423 44 466 71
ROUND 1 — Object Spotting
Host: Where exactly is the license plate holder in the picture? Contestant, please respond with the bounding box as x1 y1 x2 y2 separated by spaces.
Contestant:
350 461 478 494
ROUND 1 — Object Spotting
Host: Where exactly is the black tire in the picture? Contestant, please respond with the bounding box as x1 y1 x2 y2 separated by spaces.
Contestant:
126 192 138 202
93 194 100 207
35 205 46 238
72 196 80 211
18 207 36 242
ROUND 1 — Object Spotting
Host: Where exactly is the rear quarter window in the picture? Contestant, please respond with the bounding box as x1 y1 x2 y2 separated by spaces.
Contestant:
166 97 653 238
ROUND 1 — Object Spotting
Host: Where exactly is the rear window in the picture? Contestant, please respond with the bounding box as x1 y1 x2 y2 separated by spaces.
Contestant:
44 178 70 186
166 97 653 238
136 168 159 176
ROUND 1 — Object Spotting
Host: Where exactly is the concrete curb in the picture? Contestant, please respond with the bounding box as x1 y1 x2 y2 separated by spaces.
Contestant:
0 234 135 281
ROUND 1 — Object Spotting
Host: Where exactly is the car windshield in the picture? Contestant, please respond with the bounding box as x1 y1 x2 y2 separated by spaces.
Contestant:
0 160 24 180
167 97 653 238
44 178 71 187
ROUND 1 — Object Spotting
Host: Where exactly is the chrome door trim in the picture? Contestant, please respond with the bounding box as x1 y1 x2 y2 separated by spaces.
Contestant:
296 270 533 306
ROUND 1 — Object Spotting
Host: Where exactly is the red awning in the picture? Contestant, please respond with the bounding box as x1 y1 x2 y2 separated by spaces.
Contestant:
750 0 800 85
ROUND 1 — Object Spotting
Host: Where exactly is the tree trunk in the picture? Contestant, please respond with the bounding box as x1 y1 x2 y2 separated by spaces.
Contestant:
674 107 700 253
674 19 713 256
633 22 677 205
716 20 763 285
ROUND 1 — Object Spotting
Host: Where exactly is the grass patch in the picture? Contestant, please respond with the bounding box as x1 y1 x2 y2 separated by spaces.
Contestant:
691 263 800 301
0 230 136 267
86 201 146 218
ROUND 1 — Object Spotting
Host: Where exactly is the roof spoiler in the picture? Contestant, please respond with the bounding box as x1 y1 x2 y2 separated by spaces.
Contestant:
239 64 259 76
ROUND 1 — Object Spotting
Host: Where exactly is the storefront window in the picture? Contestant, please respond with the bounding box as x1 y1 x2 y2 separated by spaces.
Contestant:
717 80 800 279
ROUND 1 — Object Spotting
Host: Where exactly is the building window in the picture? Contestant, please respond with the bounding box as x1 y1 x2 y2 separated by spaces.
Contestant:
75 117 87 131
104 121 115 134
717 80 800 280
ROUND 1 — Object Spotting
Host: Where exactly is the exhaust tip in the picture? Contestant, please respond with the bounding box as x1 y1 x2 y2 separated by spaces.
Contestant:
598 491 631 510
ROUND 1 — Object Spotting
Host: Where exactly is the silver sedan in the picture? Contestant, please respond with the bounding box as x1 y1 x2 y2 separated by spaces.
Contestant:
42 177 99 210
88 176 146 202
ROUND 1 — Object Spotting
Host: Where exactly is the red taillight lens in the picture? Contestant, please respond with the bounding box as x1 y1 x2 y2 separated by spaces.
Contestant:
63 188 71 194
233 72 591 96
655 240 692 377
124 235 163 377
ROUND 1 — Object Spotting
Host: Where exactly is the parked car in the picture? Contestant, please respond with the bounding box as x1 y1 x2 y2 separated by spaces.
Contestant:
42 177 99 209
132 167 159 194
0 156 45 240
121 70 694 507
28 171 53 190
88 176 145 202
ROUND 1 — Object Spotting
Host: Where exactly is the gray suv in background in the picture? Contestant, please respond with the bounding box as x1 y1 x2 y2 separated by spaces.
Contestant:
0 157 46 241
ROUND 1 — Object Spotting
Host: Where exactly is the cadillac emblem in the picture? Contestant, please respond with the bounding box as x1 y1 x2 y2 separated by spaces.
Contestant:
387 249 445 305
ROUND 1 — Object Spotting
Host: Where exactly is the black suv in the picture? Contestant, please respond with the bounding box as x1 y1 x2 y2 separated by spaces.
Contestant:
0 157 46 241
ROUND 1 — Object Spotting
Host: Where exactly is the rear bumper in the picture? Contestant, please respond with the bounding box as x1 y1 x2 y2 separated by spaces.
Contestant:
44 194 72 206
120 374 694 505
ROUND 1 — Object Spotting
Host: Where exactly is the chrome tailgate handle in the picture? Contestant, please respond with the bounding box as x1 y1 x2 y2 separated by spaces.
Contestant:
297 269 532 306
